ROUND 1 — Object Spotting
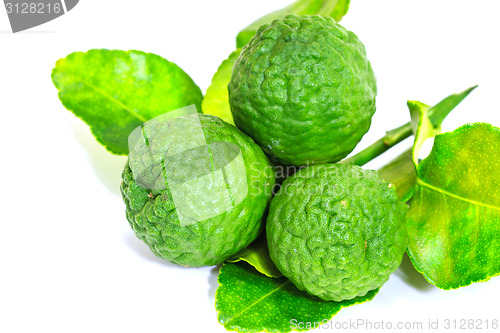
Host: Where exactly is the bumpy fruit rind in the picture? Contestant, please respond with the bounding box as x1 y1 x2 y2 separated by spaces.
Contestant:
267 164 407 301
121 114 275 267
229 15 377 166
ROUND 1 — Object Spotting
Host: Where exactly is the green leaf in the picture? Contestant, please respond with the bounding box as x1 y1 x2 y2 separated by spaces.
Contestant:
226 234 283 278
407 100 435 166
236 0 351 48
407 123 500 289
408 86 478 166
216 262 379 332
201 49 241 125
426 85 478 129
376 86 477 203
52 49 203 155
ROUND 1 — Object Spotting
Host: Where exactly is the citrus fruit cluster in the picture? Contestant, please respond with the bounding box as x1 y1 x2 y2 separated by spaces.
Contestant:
121 15 407 300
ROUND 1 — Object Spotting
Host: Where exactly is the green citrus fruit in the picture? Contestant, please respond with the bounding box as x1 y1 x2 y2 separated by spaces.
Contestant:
266 163 407 301
229 15 377 166
121 114 275 267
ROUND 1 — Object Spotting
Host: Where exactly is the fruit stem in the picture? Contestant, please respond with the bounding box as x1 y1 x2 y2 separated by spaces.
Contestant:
340 123 412 166
341 106 446 166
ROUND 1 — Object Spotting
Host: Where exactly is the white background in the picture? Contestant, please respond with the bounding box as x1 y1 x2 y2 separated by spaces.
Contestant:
1 1 500 332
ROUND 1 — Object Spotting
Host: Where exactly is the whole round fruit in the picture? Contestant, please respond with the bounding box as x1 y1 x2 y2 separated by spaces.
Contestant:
229 15 377 166
121 114 275 267
266 164 407 301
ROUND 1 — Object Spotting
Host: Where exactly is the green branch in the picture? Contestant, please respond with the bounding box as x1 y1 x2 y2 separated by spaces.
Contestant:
340 123 412 166
341 85 477 166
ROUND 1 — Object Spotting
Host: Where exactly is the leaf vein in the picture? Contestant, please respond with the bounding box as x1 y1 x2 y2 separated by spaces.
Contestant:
224 280 291 326
66 74 147 123
442 192 451 280
417 179 500 212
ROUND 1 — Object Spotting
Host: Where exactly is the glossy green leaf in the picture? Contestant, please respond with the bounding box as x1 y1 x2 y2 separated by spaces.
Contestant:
201 49 241 125
407 100 437 166
426 85 478 129
408 86 477 166
216 262 379 332
236 0 351 48
52 49 203 155
226 234 283 278
376 86 477 202
407 123 500 289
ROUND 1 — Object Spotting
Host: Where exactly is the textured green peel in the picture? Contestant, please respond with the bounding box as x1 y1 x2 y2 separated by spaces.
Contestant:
121 114 275 267
267 163 407 301
229 15 377 166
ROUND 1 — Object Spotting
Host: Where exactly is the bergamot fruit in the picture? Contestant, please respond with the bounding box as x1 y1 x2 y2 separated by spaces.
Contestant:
121 114 275 267
267 163 407 301
229 15 377 166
